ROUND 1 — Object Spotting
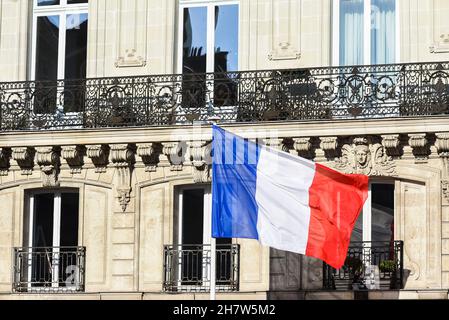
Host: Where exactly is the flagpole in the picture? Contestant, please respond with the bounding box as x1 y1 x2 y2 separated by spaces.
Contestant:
208 115 220 301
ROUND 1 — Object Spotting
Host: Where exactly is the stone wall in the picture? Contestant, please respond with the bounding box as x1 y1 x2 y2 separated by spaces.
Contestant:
0 118 447 295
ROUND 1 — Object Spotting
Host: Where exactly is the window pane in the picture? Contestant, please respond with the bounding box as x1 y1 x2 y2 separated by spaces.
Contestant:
350 210 363 243
371 183 394 243
60 193 79 247
64 13 88 112
182 7 207 109
181 189 204 285
37 0 60 6
183 7 207 74
339 0 364 65
33 193 55 248
214 5 239 108
371 0 396 64
65 14 88 80
181 189 204 245
35 16 59 82
214 5 238 73
35 16 59 114
67 0 88 3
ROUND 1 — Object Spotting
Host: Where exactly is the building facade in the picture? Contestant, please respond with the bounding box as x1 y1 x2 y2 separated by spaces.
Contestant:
0 0 449 300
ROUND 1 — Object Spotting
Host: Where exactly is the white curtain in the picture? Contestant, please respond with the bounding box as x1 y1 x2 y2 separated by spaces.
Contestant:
339 0 396 66
339 0 364 66
371 0 396 64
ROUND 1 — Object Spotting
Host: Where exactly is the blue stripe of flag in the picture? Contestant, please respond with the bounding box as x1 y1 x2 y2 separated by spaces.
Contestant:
211 125 260 239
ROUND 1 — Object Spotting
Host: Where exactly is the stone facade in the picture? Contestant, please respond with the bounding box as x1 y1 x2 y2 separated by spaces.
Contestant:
0 0 449 300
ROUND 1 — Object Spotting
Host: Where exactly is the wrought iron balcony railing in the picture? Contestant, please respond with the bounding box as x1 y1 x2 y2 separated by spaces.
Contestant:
13 246 85 293
323 241 403 290
1 62 448 131
163 244 240 293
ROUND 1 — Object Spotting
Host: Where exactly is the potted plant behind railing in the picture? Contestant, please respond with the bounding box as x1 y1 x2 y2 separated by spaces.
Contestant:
379 259 398 289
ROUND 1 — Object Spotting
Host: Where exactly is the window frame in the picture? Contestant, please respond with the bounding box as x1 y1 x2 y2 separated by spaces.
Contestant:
176 0 240 74
25 188 80 291
31 0 89 82
331 0 400 66
359 180 395 243
176 184 212 246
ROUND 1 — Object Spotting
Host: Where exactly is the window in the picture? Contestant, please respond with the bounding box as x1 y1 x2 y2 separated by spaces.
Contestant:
332 0 398 66
31 0 88 113
18 190 82 292
174 186 234 291
351 182 395 244
177 1 239 110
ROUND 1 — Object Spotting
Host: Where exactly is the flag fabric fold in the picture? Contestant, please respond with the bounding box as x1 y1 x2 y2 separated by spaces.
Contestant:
211 125 369 269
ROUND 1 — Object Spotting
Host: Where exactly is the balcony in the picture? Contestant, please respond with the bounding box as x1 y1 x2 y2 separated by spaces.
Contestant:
323 241 403 290
1 62 448 131
12 246 85 293
163 244 240 293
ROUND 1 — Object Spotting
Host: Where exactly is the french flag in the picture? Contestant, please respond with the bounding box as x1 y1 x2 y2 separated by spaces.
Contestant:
211 125 369 269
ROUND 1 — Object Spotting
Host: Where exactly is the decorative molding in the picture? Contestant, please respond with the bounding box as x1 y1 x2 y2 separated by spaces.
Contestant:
61 145 85 174
190 141 212 184
115 48 146 68
268 42 301 61
86 145 109 173
110 144 136 212
334 137 396 176
115 0 148 68
0 148 11 176
443 180 449 205
268 0 301 61
293 137 312 159
436 133 449 177
35 146 60 187
429 33 449 53
381 134 402 157
110 144 135 212
408 134 430 163
435 132 449 157
137 143 162 172
320 137 339 160
163 142 184 171
12 147 35 175
262 138 289 152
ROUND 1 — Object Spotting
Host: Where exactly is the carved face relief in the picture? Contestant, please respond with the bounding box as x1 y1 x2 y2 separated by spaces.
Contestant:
334 138 396 176
355 145 370 168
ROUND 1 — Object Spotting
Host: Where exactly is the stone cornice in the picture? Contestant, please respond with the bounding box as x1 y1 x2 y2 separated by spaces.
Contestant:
0 117 449 147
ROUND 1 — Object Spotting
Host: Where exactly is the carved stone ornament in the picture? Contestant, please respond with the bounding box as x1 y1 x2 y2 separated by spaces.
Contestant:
381 134 402 157
35 146 60 187
430 33 449 53
263 138 289 152
436 133 449 157
137 143 161 172
268 42 301 61
443 180 449 205
115 48 146 68
190 141 211 184
163 142 184 171
334 137 396 176
320 137 339 160
12 147 35 175
62 145 85 174
110 144 136 212
0 148 11 176
408 133 430 162
86 144 109 173
293 137 312 159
